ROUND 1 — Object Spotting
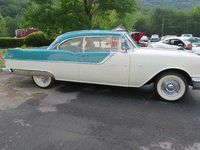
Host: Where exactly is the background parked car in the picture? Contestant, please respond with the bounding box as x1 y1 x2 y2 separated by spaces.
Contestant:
181 34 193 37
151 37 200 52
161 35 177 41
130 32 148 47
140 36 149 42
150 34 160 42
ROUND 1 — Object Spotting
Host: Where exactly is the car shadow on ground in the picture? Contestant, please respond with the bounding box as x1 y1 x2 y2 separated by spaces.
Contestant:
3 74 200 108
55 81 200 106
56 81 154 99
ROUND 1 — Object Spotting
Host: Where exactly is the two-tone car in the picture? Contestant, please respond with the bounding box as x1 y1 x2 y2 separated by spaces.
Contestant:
3 30 200 101
151 36 200 54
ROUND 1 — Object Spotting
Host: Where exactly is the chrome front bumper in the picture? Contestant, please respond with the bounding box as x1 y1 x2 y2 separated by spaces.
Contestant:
192 78 200 90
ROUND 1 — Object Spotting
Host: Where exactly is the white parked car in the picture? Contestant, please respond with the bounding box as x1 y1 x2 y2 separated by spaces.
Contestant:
161 35 177 41
140 36 148 42
3 30 200 101
151 37 200 52
150 34 160 42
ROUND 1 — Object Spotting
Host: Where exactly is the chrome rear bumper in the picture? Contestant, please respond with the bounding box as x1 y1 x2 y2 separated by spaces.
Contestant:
0 68 55 79
192 78 200 90
0 68 12 73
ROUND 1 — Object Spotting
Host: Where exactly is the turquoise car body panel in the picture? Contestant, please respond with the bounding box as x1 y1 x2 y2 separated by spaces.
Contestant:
80 51 111 63
4 48 112 63
4 30 123 64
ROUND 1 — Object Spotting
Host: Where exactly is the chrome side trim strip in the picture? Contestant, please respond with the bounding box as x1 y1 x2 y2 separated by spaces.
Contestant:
99 52 116 64
11 69 55 79
192 78 200 82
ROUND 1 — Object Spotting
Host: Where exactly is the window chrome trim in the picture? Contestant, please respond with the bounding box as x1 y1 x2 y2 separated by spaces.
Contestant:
57 36 84 50
57 35 121 52
123 33 138 50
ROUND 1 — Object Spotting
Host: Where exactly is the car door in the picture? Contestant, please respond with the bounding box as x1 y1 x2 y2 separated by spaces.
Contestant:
47 37 83 81
79 35 130 86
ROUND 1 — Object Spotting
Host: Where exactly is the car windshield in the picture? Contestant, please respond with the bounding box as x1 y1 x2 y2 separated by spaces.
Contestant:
187 38 200 47
122 34 137 50
48 38 59 50
162 40 169 44
182 39 191 45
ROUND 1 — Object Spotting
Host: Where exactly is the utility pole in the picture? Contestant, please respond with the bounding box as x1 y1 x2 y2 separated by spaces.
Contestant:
162 16 164 37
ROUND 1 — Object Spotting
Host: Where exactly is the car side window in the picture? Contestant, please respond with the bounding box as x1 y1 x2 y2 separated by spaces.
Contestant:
84 36 119 52
170 39 185 46
59 37 83 52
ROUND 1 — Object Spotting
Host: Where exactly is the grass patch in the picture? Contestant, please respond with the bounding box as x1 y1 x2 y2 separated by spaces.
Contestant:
0 49 6 68
0 63 5 68
20 44 34 49
0 58 5 68
0 49 6 54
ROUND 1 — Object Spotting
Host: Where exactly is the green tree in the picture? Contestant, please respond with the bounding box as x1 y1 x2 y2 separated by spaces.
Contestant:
5 15 25 37
195 2 200 13
22 0 138 38
0 13 8 37
138 7 184 37
0 0 28 18
92 10 118 30
136 0 200 10
185 6 200 37
0 0 27 37
131 12 148 33
173 10 187 36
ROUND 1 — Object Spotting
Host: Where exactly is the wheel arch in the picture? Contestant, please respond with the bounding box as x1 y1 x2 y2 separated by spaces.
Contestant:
145 69 192 86
29 70 55 79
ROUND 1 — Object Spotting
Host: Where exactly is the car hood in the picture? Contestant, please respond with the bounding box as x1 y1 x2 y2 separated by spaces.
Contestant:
131 32 146 42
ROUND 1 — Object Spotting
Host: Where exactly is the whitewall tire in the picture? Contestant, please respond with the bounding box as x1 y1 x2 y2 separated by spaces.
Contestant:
32 76 54 88
155 72 188 101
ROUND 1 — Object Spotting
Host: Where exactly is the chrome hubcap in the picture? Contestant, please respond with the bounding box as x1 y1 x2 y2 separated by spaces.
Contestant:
36 76 50 85
161 80 180 96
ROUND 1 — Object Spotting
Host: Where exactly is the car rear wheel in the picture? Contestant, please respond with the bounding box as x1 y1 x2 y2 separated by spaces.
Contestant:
155 72 188 101
32 75 54 88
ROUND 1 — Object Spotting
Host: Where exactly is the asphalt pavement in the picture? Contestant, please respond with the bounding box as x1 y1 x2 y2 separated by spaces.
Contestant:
0 72 200 150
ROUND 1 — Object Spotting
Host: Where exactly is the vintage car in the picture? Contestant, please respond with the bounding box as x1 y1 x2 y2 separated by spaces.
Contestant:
151 37 200 53
3 30 200 101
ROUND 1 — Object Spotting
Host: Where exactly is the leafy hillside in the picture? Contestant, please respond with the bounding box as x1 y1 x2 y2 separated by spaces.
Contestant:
137 0 199 10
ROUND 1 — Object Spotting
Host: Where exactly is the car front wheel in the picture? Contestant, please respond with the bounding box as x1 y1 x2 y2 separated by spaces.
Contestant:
32 75 54 88
155 72 188 101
